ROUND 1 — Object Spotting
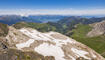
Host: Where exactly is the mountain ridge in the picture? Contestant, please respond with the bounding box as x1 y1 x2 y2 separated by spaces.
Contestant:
2 25 104 60
87 20 105 37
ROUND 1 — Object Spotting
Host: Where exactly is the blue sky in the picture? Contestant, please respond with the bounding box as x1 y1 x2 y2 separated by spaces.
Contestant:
0 0 105 9
0 0 105 15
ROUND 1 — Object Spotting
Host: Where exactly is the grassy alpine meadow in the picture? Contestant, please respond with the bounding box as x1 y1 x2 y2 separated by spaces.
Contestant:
71 24 105 57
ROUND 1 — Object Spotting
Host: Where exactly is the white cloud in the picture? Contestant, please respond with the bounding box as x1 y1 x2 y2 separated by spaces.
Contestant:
0 9 105 16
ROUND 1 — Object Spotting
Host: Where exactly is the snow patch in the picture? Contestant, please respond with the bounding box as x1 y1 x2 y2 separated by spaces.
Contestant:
19 28 51 41
34 43 65 60
16 39 34 49
68 55 76 60
71 48 91 60
19 28 76 45
91 52 97 58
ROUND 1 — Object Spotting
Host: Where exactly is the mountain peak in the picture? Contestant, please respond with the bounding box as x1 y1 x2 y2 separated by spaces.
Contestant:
5 27 105 60
87 20 105 37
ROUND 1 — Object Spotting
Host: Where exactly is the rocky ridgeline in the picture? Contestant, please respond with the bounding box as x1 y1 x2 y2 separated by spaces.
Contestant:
87 20 105 37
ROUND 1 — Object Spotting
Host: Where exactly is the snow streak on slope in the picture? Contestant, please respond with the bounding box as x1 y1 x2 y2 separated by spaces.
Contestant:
19 28 76 44
68 55 76 60
71 48 90 60
16 39 34 50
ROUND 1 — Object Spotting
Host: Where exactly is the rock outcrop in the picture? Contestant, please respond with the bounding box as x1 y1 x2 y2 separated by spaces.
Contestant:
87 20 105 37
5 26 105 60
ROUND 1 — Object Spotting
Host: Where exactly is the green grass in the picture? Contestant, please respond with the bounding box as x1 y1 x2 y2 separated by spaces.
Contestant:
0 23 9 37
71 24 105 57
71 24 92 38
13 22 56 32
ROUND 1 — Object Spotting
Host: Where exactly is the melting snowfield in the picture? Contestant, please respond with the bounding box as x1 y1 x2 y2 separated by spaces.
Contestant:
34 43 65 60
15 28 100 60
16 39 34 49
17 28 77 60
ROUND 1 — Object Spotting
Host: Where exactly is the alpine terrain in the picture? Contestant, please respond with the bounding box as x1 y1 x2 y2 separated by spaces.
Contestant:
0 23 105 60
87 20 105 37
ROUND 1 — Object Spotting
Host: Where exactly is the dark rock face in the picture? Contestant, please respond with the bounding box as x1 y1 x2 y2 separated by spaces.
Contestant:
0 42 8 49
44 56 55 60
0 38 8 60
76 57 87 60
0 38 8 51
87 20 105 37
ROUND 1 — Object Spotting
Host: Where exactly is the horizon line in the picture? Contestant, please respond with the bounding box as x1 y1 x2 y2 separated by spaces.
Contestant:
0 9 105 16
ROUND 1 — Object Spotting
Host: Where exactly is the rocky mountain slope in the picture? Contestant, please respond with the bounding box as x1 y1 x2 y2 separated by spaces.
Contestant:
0 24 103 60
87 20 105 37
70 23 105 58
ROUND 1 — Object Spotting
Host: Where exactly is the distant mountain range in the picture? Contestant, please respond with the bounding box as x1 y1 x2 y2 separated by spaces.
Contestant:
0 15 105 25
0 15 70 25
28 15 69 23
0 15 41 25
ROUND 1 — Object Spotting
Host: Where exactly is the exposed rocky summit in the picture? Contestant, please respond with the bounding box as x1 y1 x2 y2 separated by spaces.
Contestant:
87 20 105 37
5 26 105 60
